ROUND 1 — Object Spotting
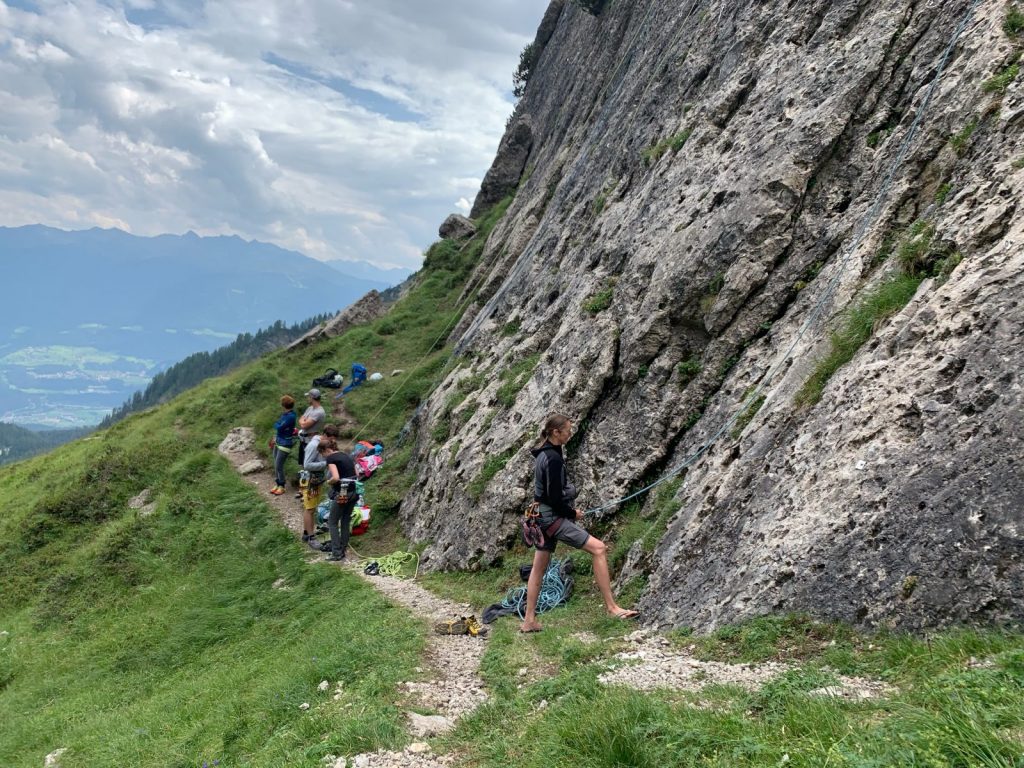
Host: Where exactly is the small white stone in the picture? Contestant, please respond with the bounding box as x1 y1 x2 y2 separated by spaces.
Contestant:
517 667 528 676
855 460 866 470
44 748 67 768
407 742 431 754
318 680 330 691
538 699 548 710
353 755 370 768
299 702 310 711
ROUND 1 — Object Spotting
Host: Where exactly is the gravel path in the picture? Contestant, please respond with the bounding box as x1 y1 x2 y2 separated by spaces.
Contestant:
221 427 483 768
598 630 895 701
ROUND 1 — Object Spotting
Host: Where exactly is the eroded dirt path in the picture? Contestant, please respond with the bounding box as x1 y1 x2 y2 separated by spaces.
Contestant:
220 427 482 768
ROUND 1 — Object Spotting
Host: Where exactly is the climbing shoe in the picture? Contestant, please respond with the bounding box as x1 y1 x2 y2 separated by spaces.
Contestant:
363 561 379 576
465 615 488 637
434 617 469 635
325 553 346 562
270 485 285 495
319 542 332 552
306 538 322 551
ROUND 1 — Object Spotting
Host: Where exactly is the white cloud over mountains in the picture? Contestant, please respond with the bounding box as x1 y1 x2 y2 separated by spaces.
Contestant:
0 0 548 267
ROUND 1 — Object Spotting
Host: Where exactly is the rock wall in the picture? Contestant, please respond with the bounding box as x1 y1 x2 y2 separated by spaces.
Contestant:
400 0 1024 631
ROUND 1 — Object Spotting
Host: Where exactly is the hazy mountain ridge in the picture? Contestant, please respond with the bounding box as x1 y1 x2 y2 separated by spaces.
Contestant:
0 225 405 426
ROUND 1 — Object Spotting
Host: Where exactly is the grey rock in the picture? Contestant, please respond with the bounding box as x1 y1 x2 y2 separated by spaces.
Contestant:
218 427 254 456
44 749 67 768
406 712 454 737
237 459 265 475
399 0 1024 633
287 291 387 351
470 116 533 218
439 214 476 241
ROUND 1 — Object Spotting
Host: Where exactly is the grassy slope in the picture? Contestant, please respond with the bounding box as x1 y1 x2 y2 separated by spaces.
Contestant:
1 191 1023 767
0 203 508 767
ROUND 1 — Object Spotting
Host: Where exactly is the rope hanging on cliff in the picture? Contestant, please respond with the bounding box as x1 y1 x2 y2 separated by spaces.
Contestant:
580 0 984 517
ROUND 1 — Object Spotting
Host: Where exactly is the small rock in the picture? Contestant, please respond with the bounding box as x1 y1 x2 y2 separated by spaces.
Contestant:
218 427 255 455
272 578 289 590
855 460 866 471
517 667 528 677
407 711 455 737
391 369 405 377
127 489 152 509
537 699 548 710
353 755 370 768
0 630 8 637
237 459 265 475
438 213 477 240
321 755 338 765
299 702 310 711
407 742 431 754
44 748 67 768
318 680 330 691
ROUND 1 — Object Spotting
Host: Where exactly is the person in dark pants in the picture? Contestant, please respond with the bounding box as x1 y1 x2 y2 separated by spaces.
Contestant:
322 437 358 562
520 413 638 633
270 395 296 495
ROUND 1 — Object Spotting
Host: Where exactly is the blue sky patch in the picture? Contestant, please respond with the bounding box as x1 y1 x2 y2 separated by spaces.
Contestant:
263 52 423 124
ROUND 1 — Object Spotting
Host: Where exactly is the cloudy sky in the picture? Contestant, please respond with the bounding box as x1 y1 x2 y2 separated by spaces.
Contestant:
0 0 549 268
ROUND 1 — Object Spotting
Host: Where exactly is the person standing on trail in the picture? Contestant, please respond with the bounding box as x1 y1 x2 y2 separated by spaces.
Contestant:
320 436 358 562
270 395 296 495
295 388 327 497
300 424 338 549
520 414 639 633
297 388 326 464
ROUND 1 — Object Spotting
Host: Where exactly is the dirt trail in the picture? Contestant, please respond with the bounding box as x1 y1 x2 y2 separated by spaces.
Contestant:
220 427 481 768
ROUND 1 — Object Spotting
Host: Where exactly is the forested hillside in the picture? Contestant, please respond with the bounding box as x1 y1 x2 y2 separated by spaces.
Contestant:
100 314 333 426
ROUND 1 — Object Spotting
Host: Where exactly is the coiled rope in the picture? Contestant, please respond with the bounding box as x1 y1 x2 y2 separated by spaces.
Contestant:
346 544 420 579
500 558 573 618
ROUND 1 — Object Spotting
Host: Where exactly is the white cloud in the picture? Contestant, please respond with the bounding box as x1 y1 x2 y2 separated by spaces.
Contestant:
0 0 550 268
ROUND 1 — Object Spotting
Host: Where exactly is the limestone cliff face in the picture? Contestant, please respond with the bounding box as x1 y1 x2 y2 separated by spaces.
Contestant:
400 0 1023 631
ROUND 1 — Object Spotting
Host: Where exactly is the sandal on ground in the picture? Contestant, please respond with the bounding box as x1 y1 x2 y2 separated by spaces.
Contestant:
612 609 640 620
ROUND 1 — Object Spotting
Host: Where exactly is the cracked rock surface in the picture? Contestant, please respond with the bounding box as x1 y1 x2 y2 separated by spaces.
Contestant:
396 0 1023 632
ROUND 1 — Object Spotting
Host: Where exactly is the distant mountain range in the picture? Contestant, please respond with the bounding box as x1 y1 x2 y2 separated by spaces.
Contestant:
0 225 414 427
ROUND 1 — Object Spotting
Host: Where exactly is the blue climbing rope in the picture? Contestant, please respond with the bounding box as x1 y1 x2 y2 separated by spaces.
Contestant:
500 559 573 619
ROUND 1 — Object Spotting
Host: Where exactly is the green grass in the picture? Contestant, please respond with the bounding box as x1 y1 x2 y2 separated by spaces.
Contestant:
1006 3 1024 37
935 182 953 204
950 119 979 154
0 195 519 767
795 273 924 408
0 441 423 767
676 356 702 387
466 445 519 500
983 62 1020 94
730 393 766 439
582 282 615 314
642 128 692 166
495 354 541 408
420 578 1024 768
